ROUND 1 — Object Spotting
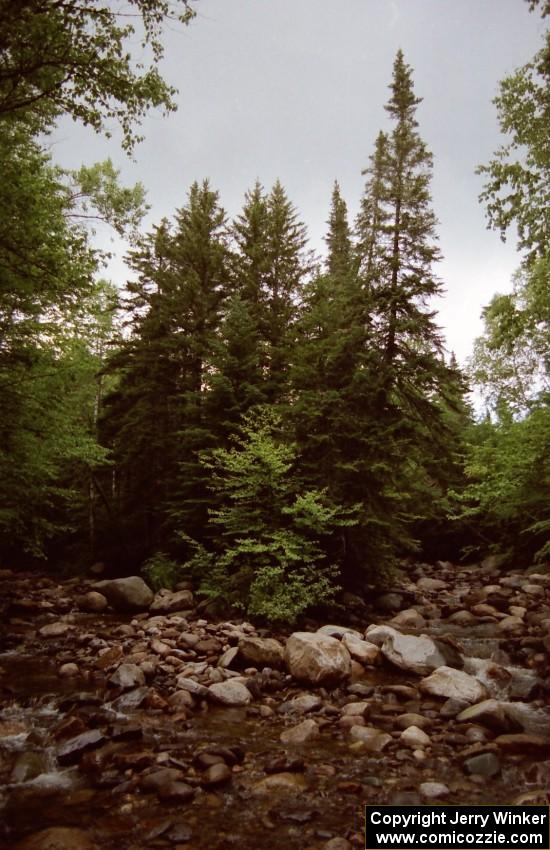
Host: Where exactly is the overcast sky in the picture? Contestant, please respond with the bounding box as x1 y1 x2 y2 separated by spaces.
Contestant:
51 0 545 363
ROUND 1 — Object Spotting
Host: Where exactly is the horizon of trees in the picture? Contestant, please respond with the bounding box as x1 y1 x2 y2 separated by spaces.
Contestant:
0 1 547 622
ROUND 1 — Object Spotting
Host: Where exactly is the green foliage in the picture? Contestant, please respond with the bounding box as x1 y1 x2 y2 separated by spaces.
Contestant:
477 27 549 262
453 403 550 565
190 407 357 622
142 551 183 591
0 0 195 147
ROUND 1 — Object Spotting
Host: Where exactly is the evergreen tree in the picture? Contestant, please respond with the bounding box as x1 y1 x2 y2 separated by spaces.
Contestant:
325 181 352 278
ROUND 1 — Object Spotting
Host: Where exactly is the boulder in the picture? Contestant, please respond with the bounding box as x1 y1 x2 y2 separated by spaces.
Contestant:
93 576 153 612
285 632 351 686
419 666 488 704
380 629 449 675
150 589 194 614
208 680 252 706
238 636 284 668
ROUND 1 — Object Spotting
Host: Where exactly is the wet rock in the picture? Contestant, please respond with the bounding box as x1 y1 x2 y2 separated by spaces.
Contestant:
209 679 252 706
390 609 426 629
52 715 87 740
142 767 183 793
420 782 449 799
285 632 351 686
15 827 97 850
498 616 524 634
419 666 488 703
400 725 430 748
349 726 392 751
342 633 381 665
464 752 501 777
280 718 319 745
201 763 232 786
93 576 153 612
457 699 522 733
265 754 305 773
251 772 308 794
238 636 285 667
39 622 72 638
58 662 79 678
78 591 108 613
57 729 106 765
167 823 193 842
109 685 149 712
448 610 476 626
150 589 194 614
380 629 449 675
279 693 323 714
109 662 145 690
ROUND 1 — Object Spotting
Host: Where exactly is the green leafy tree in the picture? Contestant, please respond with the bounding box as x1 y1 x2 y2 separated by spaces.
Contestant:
0 0 195 146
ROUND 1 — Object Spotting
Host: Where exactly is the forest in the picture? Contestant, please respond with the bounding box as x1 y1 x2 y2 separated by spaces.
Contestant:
0 0 548 624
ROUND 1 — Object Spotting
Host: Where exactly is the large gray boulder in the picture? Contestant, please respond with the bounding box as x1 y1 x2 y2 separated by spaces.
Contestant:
285 631 351 686
419 666 488 704
93 576 153 612
380 630 450 675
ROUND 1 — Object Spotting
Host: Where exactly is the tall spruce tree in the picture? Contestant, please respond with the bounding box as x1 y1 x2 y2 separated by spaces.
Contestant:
102 181 231 563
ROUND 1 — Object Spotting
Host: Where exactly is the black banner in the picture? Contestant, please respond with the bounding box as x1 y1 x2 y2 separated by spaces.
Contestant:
365 805 550 850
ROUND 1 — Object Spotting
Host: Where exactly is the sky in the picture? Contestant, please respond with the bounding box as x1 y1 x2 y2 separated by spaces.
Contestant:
50 0 545 363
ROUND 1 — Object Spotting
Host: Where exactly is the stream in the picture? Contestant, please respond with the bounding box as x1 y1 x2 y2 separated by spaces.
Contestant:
0 562 549 850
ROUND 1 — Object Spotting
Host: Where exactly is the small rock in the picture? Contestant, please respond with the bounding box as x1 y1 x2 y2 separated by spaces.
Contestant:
420 781 450 799
417 577 448 591
342 634 381 665
464 752 501 777
201 763 232 786
39 622 72 638
457 699 521 733
395 713 431 730
109 663 145 690
208 680 252 706
251 772 308 794
175 676 211 699
57 729 106 766
280 719 319 745
341 701 370 717
150 589 194 614
323 839 352 850
279 693 323 714
239 636 285 667
218 647 239 669
400 725 430 748
349 726 392 751
78 591 108 613
390 609 426 629
317 625 362 639
58 663 79 678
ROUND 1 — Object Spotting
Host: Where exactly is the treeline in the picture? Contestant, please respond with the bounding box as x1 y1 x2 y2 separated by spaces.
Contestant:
0 2 547 621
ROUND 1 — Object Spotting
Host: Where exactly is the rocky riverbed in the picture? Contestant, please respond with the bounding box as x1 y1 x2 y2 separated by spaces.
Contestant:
0 560 549 850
